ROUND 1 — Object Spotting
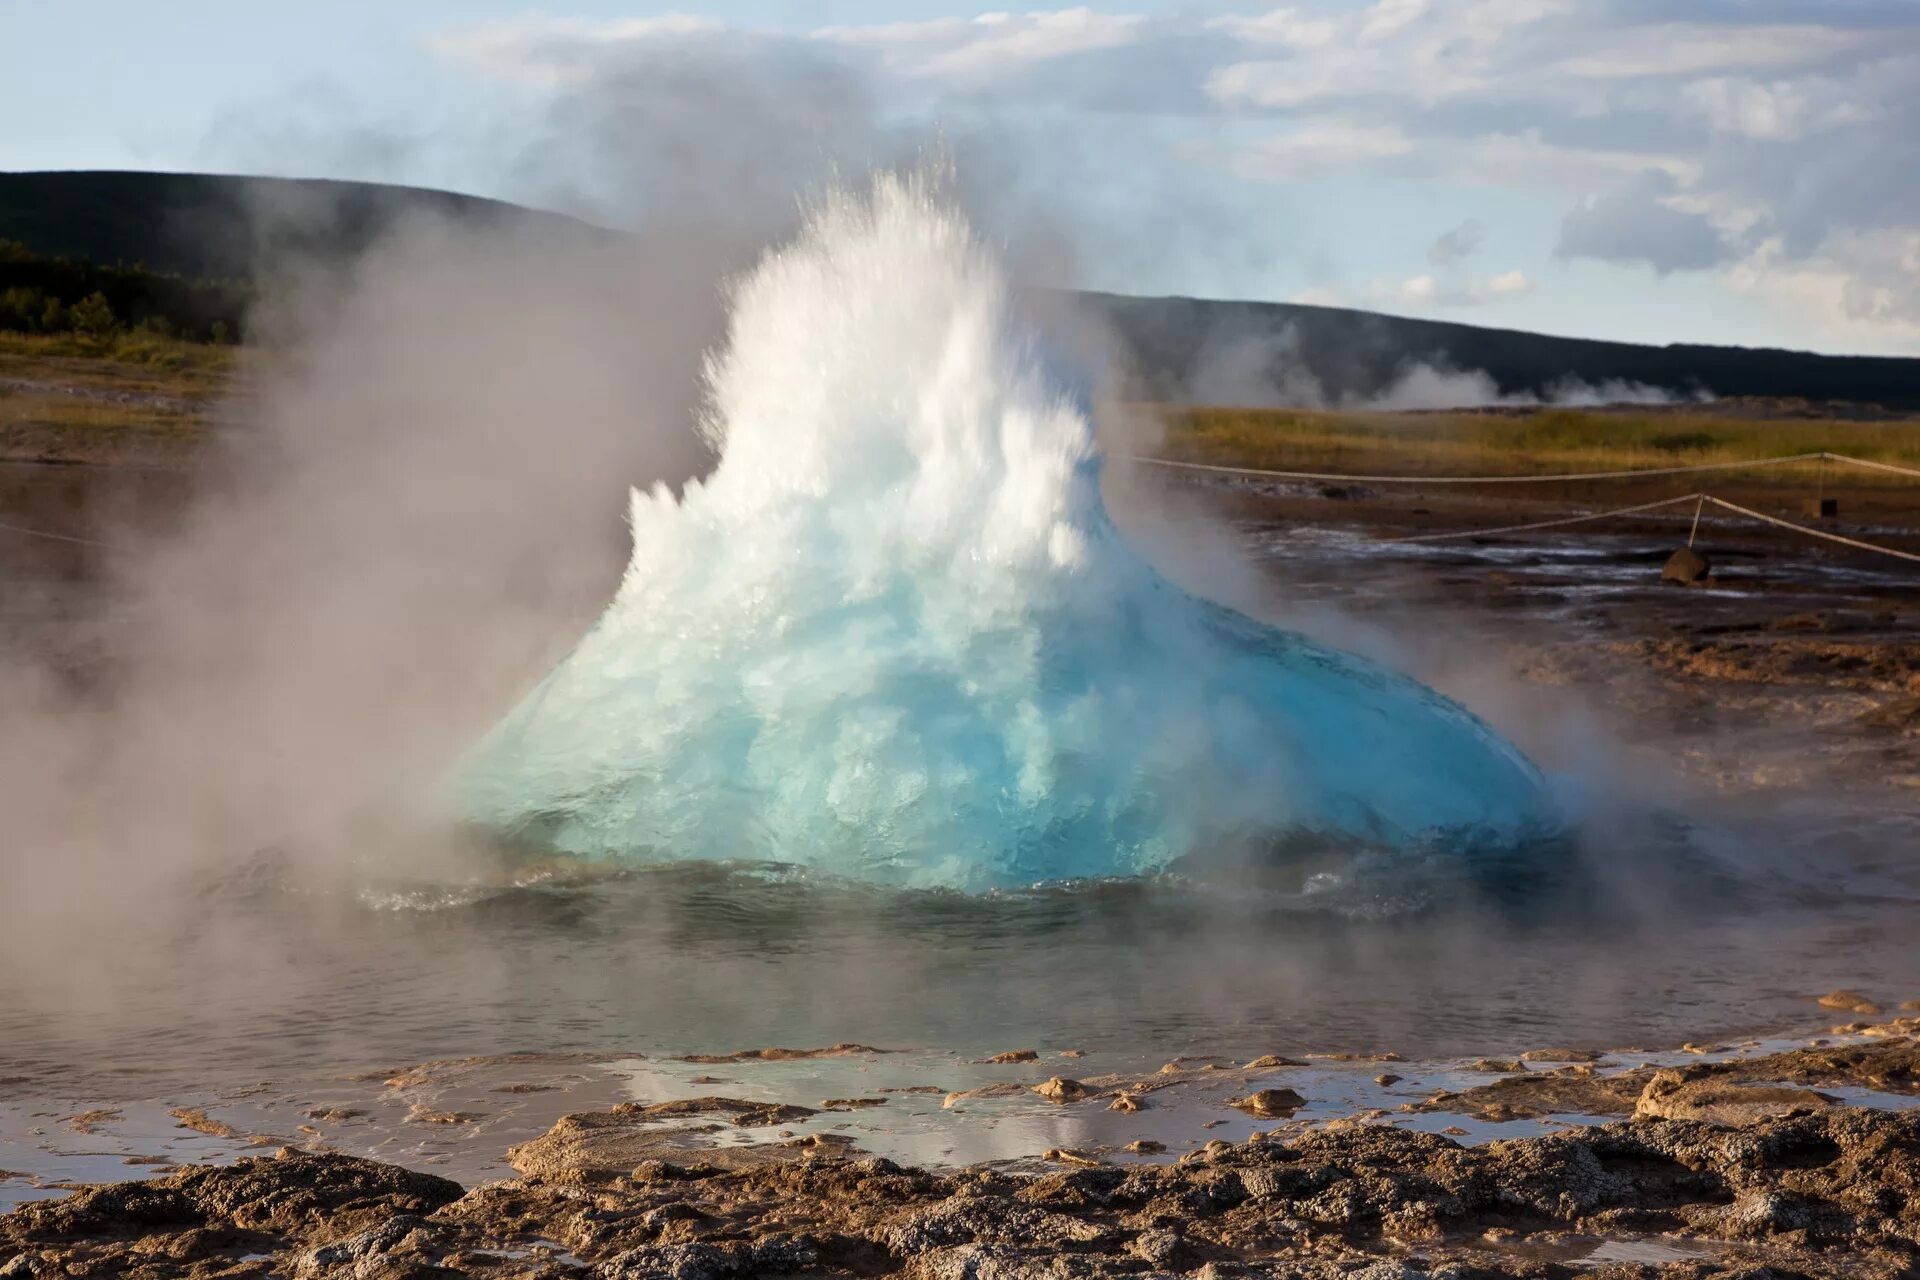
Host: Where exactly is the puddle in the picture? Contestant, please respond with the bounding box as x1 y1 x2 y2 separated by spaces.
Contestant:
1574 1236 1715 1267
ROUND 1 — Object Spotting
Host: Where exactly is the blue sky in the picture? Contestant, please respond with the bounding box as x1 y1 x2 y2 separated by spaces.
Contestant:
6 1 1919 355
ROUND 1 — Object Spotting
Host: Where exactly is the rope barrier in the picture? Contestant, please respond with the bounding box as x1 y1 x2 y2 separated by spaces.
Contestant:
1141 446 1920 565
1701 495 1920 564
1391 494 1710 544
1821 452 1920 481
0 519 117 549
1132 450 1917 485
1387 491 1920 565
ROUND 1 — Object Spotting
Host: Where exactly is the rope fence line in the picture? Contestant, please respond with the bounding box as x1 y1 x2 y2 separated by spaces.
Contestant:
1389 494 1711 544
1133 449 1920 485
1825 452 1920 481
1135 446 1920 566
0 519 118 550
1700 495 1920 564
1391 492 1920 564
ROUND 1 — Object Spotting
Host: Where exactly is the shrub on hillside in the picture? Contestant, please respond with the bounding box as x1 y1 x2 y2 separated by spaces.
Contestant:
67 291 118 337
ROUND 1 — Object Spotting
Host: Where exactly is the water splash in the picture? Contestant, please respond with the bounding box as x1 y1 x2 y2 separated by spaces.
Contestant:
455 173 1555 890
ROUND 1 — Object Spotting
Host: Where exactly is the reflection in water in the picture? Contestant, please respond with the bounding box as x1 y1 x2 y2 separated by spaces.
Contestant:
4 797 1917 1102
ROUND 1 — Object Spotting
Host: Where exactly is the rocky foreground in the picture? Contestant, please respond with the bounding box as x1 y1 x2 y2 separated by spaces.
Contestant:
7 1043 1920 1280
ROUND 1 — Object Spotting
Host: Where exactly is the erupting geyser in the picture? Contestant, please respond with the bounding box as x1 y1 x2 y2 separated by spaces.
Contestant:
456 174 1555 890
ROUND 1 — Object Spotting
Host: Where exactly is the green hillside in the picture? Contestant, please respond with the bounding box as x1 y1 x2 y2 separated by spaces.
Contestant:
3 169 1917 408
0 170 591 280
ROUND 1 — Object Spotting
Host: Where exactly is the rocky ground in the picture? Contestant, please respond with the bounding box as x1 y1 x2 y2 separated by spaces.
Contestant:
5 420 1918 1278
6 1035 1920 1279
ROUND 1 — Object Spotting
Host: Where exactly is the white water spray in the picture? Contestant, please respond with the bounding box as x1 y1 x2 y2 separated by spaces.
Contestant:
456 174 1553 889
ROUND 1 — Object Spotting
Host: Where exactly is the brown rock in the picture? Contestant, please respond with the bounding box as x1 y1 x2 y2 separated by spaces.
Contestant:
1635 1067 1838 1126
1034 1077 1091 1104
1109 1092 1144 1112
981 1049 1039 1064
405 1108 482 1126
1041 1147 1103 1167
1228 1088 1306 1118
508 1110 796 1182
1661 546 1710 585
1242 1054 1305 1070
1519 1048 1602 1063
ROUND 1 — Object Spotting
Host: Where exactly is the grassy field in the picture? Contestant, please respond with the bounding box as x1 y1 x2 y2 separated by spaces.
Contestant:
0 333 234 464
3 329 1916 481
1155 404 1920 486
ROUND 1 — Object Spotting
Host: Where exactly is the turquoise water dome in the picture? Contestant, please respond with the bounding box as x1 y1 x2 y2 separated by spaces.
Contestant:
454 174 1556 890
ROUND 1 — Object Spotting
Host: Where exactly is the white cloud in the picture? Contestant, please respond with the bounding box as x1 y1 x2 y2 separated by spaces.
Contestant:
1679 77 1863 141
1724 231 1920 353
1206 8 1339 49
433 8 1145 90
426 14 725 87
817 8 1145 80
423 2 1920 348
1550 24 1869 82
1287 285 1348 307
1487 268 1533 296
1225 121 1414 178
1375 268 1536 308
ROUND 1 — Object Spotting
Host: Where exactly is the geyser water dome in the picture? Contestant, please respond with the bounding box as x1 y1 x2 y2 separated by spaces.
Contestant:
456 174 1556 890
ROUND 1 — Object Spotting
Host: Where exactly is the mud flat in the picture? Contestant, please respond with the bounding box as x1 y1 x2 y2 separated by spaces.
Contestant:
6 1033 1920 1278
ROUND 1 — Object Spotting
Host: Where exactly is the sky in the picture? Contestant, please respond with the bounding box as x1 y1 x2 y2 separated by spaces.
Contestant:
4 1 1919 356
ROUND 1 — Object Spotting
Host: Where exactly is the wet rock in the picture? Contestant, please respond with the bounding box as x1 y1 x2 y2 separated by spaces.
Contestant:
886 1198 1107 1253
1464 1059 1527 1074
290 1211 448 1278
14 1093 1920 1280
167 1107 250 1140
941 1083 1029 1109
1126 1223 1187 1266
1662 546 1711 585
1108 1093 1144 1113
1041 1148 1103 1167
1242 1054 1305 1070
678 1044 890 1065
406 1107 482 1126
1033 1077 1091 1104
508 1110 800 1182
1374 1074 1403 1087
1818 989 1883 1015
620 1097 818 1126
1636 1068 1839 1125
599 1242 738 1279
979 1049 1038 1064
1418 1066 1652 1120
1227 1089 1306 1118
1520 1048 1602 1063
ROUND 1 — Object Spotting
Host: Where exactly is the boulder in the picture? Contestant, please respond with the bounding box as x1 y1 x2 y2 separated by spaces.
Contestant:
1661 546 1711 585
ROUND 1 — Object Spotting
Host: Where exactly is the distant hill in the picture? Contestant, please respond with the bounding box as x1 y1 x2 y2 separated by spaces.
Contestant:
0 170 593 281
1085 293 1920 412
4 169 1918 409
